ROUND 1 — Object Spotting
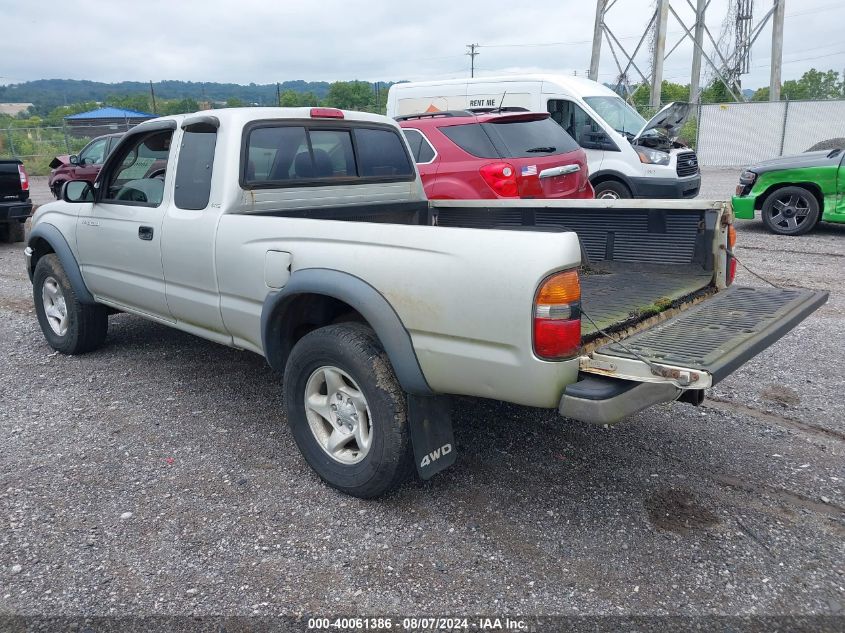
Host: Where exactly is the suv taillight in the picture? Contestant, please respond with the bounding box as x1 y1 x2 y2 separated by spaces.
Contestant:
480 162 518 197
534 270 581 360
18 164 29 191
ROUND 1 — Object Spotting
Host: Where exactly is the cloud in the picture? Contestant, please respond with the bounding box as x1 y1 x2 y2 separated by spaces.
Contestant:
1 0 842 90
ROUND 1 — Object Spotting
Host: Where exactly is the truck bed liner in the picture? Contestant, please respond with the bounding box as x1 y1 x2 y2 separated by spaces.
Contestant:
580 262 713 338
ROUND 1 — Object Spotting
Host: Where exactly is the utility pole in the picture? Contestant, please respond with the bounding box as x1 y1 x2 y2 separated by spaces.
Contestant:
770 0 785 101
689 0 707 104
589 0 607 81
149 80 157 114
650 0 670 108
466 44 479 78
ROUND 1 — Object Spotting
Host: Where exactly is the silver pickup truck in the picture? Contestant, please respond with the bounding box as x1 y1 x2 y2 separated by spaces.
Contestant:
25 107 827 498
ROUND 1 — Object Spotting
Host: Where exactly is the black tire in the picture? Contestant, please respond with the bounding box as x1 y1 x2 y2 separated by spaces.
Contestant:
52 181 65 199
761 186 820 236
32 254 108 354
593 180 631 200
283 323 414 498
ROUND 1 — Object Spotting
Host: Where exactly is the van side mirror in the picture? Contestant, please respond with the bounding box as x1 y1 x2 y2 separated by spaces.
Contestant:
62 180 94 203
69 155 80 166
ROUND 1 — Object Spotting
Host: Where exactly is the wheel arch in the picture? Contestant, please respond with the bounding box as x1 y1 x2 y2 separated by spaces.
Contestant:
589 170 634 192
755 181 824 211
27 223 95 304
261 268 432 395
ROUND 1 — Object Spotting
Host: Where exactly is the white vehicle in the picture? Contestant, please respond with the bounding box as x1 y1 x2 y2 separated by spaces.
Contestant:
387 75 701 200
26 107 824 498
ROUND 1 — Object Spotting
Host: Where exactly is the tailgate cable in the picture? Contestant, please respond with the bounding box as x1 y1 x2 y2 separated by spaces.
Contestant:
580 308 661 374
732 255 782 289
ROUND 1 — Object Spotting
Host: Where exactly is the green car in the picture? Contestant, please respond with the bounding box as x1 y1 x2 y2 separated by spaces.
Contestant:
732 148 845 235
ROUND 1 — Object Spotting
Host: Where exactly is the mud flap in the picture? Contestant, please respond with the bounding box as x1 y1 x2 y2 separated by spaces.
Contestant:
407 395 456 479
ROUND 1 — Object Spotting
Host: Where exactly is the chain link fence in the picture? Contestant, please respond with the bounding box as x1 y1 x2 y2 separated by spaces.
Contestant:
0 121 138 175
696 99 845 167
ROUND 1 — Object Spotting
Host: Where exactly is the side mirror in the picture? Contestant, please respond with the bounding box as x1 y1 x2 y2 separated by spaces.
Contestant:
69 155 80 166
62 180 94 203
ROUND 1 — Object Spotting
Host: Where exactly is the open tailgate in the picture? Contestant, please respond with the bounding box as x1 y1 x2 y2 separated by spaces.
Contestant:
581 285 828 389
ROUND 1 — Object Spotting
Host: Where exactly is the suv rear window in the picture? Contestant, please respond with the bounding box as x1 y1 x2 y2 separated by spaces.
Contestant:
243 123 414 187
441 117 580 159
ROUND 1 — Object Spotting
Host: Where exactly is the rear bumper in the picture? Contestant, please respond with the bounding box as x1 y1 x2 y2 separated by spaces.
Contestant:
731 195 756 219
559 375 681 425
630 175 700 199
0 201 32 223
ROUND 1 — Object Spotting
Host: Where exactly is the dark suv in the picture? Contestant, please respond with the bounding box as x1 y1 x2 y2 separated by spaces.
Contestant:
48 133 123 198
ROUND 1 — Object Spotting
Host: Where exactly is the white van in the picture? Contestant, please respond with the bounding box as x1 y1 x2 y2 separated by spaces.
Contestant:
387 75 700 200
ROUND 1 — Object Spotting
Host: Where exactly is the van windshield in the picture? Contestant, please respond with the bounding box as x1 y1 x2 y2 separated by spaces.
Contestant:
583 96 647 137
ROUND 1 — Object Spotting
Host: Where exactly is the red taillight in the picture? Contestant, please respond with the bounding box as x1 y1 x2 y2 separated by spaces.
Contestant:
480 162 518 198
534 270 582 360
310 107 344 119
18 164 29 191
727 255 737 285
726 224 737 285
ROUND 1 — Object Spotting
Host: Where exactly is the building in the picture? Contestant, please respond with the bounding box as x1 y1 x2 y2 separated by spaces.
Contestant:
64 106 155 138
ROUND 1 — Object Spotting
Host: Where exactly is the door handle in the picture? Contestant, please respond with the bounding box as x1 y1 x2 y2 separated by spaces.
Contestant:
138 226 154 241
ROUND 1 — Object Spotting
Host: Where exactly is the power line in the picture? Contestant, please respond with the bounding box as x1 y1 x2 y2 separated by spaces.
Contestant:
466 43 479 78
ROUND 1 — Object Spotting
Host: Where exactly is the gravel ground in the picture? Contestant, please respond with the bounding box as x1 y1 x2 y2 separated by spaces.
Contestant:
1 171 843 623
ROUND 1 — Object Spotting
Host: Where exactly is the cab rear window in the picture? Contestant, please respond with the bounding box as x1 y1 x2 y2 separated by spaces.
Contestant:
242 122 414 187
441 117 580 159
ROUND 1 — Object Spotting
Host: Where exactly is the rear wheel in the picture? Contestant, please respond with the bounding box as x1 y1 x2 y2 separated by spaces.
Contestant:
593 180 631 199
51 181 65 199
33 254 108 354
283 323 414 498
761 186 820 236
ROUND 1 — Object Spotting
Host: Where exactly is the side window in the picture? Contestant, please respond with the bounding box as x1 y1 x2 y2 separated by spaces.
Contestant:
547 99 603 146
79 138 108 165
174 124 217 210
102 130 172 207
353 128 414 178
402 129 436 164
107 135 123 155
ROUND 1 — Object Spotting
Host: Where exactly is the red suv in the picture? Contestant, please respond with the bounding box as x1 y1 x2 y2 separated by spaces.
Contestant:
398 110 593 200
48 132 123 198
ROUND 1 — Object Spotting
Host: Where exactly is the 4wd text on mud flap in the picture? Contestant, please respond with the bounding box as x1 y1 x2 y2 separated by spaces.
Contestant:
420 443 453 468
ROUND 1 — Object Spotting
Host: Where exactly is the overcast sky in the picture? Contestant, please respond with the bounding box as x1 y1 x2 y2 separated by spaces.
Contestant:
1 0 843 90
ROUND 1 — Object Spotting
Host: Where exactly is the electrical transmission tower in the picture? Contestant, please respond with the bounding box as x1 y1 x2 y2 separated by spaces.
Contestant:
589 0 786 105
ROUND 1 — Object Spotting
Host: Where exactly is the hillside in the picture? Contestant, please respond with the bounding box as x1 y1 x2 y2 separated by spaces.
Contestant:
0 79 345 114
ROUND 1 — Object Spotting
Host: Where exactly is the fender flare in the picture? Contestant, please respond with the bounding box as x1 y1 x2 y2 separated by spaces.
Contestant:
260 268 432 395
27 223 95 304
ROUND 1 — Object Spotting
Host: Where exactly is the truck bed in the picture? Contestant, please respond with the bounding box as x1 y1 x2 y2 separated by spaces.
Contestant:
247 199 721 341
433 200 721 340
580 262 713 338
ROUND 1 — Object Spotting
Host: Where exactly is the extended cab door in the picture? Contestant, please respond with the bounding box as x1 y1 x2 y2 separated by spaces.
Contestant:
76 124 174 320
